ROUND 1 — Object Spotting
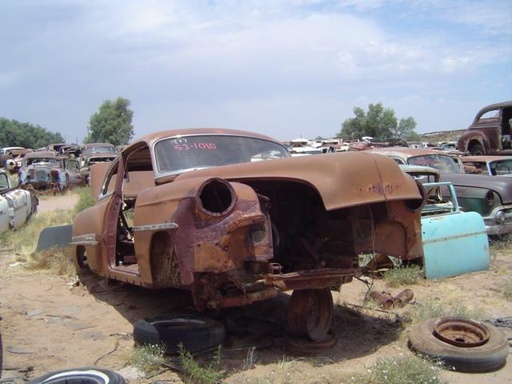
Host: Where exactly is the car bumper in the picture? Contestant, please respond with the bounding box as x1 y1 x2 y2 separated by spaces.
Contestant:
484 221 512 236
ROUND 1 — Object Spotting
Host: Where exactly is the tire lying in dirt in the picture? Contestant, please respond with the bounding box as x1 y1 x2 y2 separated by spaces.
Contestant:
408 317 509 372
133 313 226 354
28 367 126 384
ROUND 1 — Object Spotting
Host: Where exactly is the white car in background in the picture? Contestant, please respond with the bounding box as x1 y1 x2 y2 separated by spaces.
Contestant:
0 169 38 233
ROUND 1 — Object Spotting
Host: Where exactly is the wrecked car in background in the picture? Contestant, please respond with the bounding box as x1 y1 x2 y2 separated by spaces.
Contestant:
80 143 117 167
0 169 38 233
369 147 512 237
72 128 425 341
456 100 512 155
461 155 512 177
19 151 86 192
401 165 489 279
79 152 117 185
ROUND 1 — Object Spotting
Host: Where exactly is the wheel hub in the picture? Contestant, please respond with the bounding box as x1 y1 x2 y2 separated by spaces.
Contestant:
433 317 490 347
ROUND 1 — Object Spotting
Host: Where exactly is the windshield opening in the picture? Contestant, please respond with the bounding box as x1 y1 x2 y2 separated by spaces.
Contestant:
154 135 290 174
408 154 462 174
490 159 512 176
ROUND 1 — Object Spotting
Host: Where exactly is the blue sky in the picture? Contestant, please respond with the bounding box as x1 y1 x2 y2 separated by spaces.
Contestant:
0 0 510 143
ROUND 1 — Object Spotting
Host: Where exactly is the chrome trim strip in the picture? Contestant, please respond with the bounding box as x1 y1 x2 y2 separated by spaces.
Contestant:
71 233 99 246
133 222 178 232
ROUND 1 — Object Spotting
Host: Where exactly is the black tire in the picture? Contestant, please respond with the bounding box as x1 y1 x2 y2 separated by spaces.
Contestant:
408 318 509 372
28 367 126 384
470 143 485 156
133 313 226 354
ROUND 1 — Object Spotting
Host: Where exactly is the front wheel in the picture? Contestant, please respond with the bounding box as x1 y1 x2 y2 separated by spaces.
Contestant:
287 288 333 341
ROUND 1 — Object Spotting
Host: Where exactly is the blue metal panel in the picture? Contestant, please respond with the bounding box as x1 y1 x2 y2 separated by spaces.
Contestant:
422 211 489 279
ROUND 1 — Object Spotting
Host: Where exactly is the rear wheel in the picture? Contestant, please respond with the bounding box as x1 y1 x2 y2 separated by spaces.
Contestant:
287 288 333 341
470 143 485 155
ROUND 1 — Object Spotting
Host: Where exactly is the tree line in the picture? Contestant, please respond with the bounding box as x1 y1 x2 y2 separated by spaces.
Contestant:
1 100 419 149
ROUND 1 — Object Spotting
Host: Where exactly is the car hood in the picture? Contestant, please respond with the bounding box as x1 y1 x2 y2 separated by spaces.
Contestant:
441 173 512 202
173 151 422 211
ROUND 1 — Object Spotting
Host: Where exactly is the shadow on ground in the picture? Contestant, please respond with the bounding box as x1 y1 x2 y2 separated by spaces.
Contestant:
77 269 404 371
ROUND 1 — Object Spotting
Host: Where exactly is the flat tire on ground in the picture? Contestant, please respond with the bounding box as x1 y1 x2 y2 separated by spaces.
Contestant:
133 313 226 354
408 318 509 372
27 367 126 384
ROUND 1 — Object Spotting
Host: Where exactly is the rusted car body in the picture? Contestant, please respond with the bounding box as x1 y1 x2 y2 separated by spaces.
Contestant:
72 128 425 340
460 155 512 177
400 165 489 279
456 101 512 155
19 151 86 192
370 147 512 236
0 169 38 233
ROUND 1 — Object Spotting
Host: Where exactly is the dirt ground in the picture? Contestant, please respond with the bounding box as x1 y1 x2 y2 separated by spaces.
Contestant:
0 194 511 383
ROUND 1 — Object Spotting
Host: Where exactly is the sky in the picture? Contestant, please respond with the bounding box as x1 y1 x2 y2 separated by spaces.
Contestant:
0 0 511 143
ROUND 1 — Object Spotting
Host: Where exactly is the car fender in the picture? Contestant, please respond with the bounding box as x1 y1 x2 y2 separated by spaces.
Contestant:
457 131 488 153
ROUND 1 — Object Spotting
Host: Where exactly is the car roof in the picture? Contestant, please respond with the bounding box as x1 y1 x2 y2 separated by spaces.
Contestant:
369 147 448 158
130 128 282 147
474 100 512 121
24 151 63 159
461 155 512 162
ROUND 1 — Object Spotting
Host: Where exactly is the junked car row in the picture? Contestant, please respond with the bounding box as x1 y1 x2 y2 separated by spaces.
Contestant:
0 142 116 234
367 147 512 237
0 142 118 192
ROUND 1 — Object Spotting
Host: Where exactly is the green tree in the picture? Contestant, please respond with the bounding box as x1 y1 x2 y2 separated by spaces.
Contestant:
85 97 134 145
0 118 64 148
392 116 418 141
338 103 417 141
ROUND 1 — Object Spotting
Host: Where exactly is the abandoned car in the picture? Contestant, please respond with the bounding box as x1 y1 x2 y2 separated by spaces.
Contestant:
456 100 512 155
72 128 426 341
80 152 117 185
401 165 489 279
369 147 512 237
0 168 38 233
460 155 512 177
80 143 117 167
19 151 86 192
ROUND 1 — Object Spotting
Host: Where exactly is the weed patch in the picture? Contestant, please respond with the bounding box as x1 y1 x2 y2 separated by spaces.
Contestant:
500 279 512 301
74 186 96 213
383 265 423 288
179 344 224 384
131 344 166 375
349 355 446 384
411 299 483 322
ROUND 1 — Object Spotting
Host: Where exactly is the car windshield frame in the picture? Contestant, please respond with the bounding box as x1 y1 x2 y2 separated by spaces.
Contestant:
154 134 290 174
84 145 117 156
490 159 512 176
26 157 63 167
407 154 462 174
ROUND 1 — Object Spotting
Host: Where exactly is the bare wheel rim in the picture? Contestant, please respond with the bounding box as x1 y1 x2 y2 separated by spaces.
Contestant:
287 288 333 341
433 317 490 347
